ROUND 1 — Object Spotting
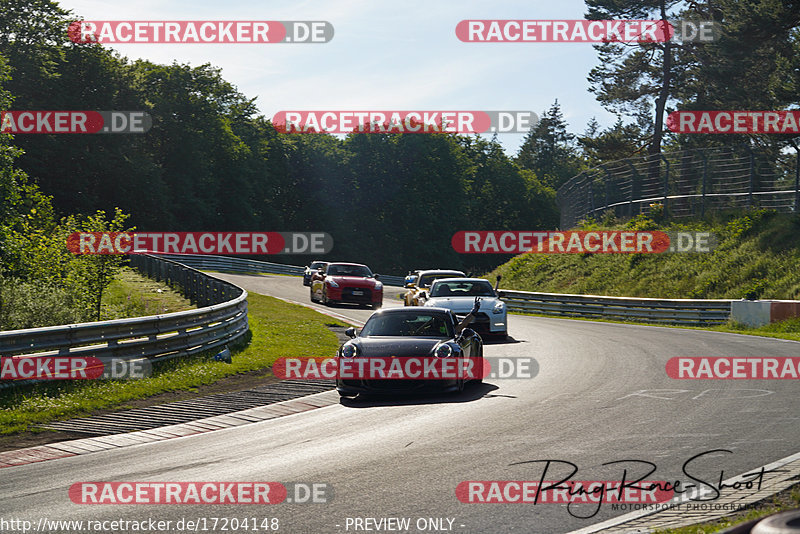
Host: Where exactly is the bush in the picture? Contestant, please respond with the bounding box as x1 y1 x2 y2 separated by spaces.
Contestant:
0 276 89 330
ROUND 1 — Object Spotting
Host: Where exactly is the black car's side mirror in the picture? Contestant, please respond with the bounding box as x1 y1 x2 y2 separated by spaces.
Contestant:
456 327 475 341
345 327 357 338
373 274 380 280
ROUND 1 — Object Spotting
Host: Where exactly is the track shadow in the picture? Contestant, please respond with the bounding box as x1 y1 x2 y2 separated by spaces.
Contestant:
338 382 500 408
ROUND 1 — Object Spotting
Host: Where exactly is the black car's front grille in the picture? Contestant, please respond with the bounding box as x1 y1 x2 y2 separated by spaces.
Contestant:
341 287 372 303
364 379 427 390
457 312 491 332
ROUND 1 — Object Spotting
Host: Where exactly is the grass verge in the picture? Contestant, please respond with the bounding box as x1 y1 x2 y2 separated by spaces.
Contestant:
0 293 346 435
100 267 195 320
488 210 800 300
653 483 800 533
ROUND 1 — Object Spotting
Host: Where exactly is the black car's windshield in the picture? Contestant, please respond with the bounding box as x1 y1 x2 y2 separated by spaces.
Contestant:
430 280 495 297
360 313 452 338
310 261 326 270
327 264 372 277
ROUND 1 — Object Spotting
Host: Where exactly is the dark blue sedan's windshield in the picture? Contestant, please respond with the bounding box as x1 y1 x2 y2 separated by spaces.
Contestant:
361 313 452 338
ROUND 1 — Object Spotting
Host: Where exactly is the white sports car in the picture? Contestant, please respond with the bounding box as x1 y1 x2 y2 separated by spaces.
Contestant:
423 277 507 338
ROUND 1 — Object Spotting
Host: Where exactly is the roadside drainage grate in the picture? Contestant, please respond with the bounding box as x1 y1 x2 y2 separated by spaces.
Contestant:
40 380 333 436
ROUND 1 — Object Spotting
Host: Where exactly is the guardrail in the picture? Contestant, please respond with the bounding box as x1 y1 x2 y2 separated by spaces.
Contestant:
499 289 731 325
149 253 407 286
0 254 248 389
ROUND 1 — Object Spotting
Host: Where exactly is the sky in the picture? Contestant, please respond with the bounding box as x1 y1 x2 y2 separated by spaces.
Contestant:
57 0 621 154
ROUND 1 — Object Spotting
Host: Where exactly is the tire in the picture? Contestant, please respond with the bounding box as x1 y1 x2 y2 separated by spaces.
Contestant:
310 287 317 303
338 391 357 399
322 287 329 305
372 300 383 310
456 372 465 393
475 346 484 384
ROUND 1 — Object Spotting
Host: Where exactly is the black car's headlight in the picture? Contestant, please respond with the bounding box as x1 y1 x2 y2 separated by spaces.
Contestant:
340 343 358 358
434 343 454 358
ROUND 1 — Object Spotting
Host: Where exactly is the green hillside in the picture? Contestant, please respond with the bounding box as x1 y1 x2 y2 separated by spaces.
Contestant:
488 210 800 301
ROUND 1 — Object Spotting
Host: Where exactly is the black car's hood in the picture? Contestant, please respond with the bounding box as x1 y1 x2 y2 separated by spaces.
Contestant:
353 337 443 357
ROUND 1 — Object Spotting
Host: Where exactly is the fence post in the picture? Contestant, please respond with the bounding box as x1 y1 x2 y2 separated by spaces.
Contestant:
627 161 641 217
660 155 670 216
747 145 755 208
697 149 708 218
795 148 799 213
599 165 612 216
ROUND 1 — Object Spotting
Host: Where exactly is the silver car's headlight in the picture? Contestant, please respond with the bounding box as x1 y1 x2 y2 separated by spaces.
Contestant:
493 301 505 314
341 343 358 358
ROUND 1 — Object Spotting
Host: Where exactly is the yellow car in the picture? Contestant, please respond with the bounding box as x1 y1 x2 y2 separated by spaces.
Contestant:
403 269 466 306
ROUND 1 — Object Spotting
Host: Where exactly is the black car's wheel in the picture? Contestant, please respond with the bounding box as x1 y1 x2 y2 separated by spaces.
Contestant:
372 300 383 310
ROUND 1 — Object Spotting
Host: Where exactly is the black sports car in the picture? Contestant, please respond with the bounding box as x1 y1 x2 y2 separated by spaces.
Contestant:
336 306 483 397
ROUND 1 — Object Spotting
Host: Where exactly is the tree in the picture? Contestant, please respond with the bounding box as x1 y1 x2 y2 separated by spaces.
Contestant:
69 208 131 320
669 0 800 152
579 117 646 166
585 0 686 158
516 100 583 189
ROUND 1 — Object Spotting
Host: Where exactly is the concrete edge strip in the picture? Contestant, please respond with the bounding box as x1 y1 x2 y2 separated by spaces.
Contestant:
0 389 341 469
567 450 800 533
